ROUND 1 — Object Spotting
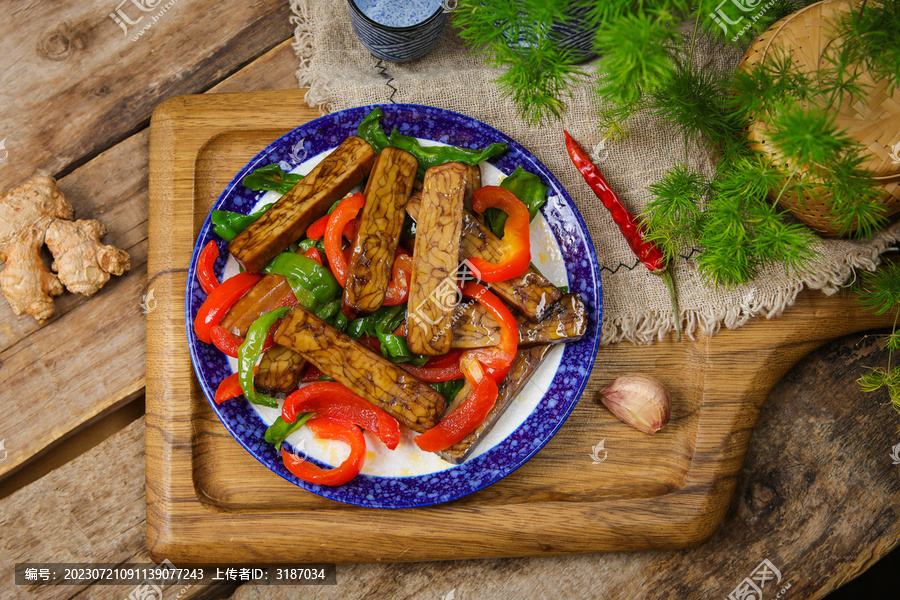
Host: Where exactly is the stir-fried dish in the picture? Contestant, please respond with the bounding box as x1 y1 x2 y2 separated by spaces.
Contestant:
193 109 587 486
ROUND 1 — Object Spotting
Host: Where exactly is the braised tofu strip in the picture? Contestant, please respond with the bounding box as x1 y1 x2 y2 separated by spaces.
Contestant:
229 136 376 272
255 344 306 394
274 305 446 432
406 162 468 356
343 147 418 316
459 211 561 322
406 194 561 322
219 273 293 337
516 293 588 346
450 300 501 349
437 344 554 464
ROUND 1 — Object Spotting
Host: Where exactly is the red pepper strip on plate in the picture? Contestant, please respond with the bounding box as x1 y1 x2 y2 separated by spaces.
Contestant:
198 240 220 294
281 416 366 486
466 186 531 282
459 282 518 383
400 349 465 382
214 368 257 404
282 381 400 450
193 272 262 344
306 214 329 240
382 249 413 306
414 376 498 452
210 288 295 356
343 217 359 242
214 372 243 404
210 325 245 358
303 247 323 265
564 130 681 341
324 192 365 286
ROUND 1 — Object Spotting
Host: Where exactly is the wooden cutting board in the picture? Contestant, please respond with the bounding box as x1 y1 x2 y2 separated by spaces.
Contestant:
145 89 894 564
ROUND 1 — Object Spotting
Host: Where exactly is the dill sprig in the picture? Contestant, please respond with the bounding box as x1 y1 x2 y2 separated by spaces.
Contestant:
452 0 601 125
855 261 900 413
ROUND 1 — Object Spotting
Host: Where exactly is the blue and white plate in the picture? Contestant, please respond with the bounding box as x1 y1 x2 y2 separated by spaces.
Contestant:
185 104 601 508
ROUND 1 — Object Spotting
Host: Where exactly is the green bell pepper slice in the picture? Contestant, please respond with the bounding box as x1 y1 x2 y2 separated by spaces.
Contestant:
238 307 291 408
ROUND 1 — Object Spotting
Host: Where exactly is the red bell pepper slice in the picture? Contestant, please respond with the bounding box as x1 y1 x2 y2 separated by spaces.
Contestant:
214 367 259 404
459 282 518 381
283 381 400 450
302 363 326 383
324 192 365 286
198 240 220 295
193 272 262 344
414 375 498 452
382 249 413 306
343 217 359 242
400 350 465 382
211 321 278 359
303 247 323 265
214 372 243 405
306 214 329 240
210 325 244 358
467 186 531 282
281 416 366 486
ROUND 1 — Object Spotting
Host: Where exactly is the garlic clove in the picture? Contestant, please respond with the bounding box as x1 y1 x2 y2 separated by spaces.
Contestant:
599 374 671 434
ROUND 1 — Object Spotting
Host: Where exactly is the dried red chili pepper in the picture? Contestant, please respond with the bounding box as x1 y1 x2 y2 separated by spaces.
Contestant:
564 131 681 341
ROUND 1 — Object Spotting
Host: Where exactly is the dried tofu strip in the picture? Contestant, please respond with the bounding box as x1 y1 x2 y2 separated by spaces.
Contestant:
219 273 293 337
274 305 446 432
228 136 376 273
406 193 561 322
255 344 306 395
343 147 418 316
437 345 554 464
406 162 468 356
516 294 588 347
450 300 501 349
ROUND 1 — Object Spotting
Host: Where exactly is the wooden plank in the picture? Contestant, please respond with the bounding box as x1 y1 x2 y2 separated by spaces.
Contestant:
0 38 301 481
7 328 891 599
0 417 237 599
0 0 293 192
145 89 897 565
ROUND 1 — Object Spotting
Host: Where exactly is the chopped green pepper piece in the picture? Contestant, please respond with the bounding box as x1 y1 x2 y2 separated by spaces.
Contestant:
358 108 508 179
315 298 341 321
211 203 273 241
264 252 341 305
486 166 548 237
428 379 466 403
242 164 303 195
238 307 291 408
265 413 314 450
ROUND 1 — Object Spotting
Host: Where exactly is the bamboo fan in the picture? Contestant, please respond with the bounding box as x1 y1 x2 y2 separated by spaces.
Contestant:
740 0 900 237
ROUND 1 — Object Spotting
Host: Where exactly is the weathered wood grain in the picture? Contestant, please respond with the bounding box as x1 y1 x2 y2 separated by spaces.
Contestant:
0 417 237 599
0 0 293 192
145 89 896 566
4 331 894 600
0 39 300 481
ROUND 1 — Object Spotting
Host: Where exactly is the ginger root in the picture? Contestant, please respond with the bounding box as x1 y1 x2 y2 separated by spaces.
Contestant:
0 176 130 322
45 219 130 296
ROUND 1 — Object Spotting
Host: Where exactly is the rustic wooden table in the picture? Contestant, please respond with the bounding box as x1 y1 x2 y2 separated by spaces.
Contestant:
1 2 899 599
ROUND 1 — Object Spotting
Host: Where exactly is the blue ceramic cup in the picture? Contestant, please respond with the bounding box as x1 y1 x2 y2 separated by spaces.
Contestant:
347 0 447 63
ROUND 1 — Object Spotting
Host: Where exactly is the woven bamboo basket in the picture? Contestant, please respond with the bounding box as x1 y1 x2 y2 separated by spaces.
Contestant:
740 0 900 237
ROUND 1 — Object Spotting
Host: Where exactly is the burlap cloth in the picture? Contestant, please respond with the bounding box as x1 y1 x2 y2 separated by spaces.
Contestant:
290 0 900 345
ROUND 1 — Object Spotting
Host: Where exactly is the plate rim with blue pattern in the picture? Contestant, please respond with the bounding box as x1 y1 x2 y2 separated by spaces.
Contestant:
184 103 602 508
